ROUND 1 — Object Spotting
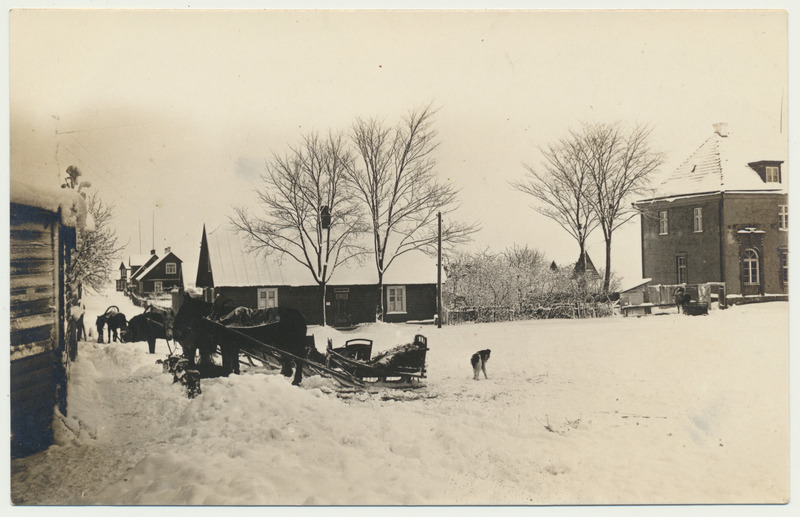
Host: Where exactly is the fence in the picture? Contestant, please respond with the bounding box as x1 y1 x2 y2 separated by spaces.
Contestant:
444 301 615 325
125 290 173 310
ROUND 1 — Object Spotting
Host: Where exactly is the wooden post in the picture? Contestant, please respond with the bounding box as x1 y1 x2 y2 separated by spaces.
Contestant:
437 212 442 328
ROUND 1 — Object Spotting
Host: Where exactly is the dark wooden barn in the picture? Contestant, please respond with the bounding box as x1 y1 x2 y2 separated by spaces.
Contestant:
194 225 440 326
10 181 89 458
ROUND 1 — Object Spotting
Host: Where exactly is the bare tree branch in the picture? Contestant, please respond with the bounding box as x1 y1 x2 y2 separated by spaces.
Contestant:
347 104 478 318
230 131 368 325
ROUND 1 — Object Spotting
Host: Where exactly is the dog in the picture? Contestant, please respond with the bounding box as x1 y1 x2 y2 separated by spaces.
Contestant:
471 349 491 380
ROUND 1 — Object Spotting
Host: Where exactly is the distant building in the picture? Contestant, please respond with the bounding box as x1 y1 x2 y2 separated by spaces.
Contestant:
130 247 184 295
633 123 788 297
194 224 439 326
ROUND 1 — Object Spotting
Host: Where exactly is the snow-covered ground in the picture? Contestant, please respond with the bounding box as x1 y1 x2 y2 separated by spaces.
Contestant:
9 289 789 507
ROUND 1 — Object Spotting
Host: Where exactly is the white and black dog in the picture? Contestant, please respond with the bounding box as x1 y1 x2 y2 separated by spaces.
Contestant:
471 349 491 380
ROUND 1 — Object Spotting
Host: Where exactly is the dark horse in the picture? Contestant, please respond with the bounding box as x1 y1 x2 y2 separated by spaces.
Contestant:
96 306 128 343
173 293 309 384
122 305 175 354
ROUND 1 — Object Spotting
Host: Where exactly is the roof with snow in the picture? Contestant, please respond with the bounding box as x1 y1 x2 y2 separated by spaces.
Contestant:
128 254 152 268
203 224 441 287
133 251 182 281
10 180 92 230
637 124 787 202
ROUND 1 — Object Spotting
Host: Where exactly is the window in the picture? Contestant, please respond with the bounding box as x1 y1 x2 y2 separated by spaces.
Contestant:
743 248 760 285
766 166 780 183
257 288 278 309
166 262 177 275
780 250 789 286
659 211 669 235
386 286 407 314
154 281 163 294
676 255 688 284
693 208 703 233
779 205 788 231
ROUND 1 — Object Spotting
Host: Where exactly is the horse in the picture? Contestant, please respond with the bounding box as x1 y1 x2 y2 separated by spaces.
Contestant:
122 305 175 354
96 306 128 343
173 292 309 384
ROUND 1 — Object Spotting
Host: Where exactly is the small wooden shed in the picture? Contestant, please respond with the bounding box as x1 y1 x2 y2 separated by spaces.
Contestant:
10 181 89 458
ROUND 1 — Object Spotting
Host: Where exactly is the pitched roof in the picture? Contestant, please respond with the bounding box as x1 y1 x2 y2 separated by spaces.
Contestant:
131 254 159 281
572 251 600 280
129 254 152 268
203 224 441 287
640 125 787 201
134 251 182 281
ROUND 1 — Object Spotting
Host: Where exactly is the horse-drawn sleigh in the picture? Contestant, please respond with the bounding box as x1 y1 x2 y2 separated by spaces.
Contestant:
143 293 431 396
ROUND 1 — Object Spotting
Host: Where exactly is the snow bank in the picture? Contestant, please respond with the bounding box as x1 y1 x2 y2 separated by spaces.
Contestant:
10 289 790 506
10 179 91 229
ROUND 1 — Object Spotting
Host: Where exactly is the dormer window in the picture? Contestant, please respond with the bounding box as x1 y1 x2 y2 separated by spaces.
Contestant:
748 161 783 183
766 166 780 183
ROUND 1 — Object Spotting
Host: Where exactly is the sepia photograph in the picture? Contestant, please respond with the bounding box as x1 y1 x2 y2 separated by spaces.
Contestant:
5 2 793 509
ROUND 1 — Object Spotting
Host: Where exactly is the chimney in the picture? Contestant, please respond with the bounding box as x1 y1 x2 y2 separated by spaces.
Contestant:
164 247 171 254
713 122 728 137
150 249 156 255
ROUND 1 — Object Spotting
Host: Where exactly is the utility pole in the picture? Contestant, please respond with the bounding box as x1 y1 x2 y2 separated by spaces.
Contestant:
437 211 442 329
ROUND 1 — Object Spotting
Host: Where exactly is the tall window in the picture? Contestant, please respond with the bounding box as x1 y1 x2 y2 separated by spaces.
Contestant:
693 207 703 233
676 255 688 284
743 248 760 285
258 288 278 309
154 281 163 294
779 205 788 231
659 211 669 235
766 166 780 183
166 263 177 275
386 286 407 313
780 250 789 286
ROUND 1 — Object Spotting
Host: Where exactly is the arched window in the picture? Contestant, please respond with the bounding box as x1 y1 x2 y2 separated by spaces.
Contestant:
743 248 760 285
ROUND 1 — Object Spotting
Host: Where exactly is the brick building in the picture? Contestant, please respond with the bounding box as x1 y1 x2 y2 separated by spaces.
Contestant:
633 123 788 298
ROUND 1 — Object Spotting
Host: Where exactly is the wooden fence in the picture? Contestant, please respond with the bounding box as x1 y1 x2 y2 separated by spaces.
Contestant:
444 301 615 325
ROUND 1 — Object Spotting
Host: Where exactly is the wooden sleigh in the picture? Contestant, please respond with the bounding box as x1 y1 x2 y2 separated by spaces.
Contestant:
326 334 429 386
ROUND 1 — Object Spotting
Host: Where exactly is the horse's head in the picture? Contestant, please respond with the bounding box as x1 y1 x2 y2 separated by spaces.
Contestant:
96 314 105 330
173 293 212 338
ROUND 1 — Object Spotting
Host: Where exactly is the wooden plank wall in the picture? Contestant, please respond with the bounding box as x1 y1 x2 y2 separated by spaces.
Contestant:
9 203 61 458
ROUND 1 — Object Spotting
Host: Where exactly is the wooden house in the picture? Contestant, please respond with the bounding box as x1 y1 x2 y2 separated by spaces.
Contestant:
633 123 788 299
10 181 90 458
194 225 439 326
130 247 184 295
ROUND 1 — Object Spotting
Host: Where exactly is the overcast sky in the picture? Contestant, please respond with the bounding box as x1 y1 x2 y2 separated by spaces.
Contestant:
7 7 789 286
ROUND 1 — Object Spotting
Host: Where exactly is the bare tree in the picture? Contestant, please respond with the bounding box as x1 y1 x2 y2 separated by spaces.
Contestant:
231 132 366 326
511 134 599 272
575 123 665 292
347 105 477 319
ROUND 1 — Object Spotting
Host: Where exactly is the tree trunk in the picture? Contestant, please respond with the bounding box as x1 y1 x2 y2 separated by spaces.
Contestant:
320 281 328 326
603 235 612 293
376 270 384 322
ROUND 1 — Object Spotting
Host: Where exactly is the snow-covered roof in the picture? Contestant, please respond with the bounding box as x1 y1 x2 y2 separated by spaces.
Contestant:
131 254 160 281
638 125 787 202
10 180 91 229
205 224 441 287
620 278 652 293
128 254 152 268
134 252 181 281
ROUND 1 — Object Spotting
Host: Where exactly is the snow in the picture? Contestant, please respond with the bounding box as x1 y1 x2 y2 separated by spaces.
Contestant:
9 289 789 507
9 179 91 229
